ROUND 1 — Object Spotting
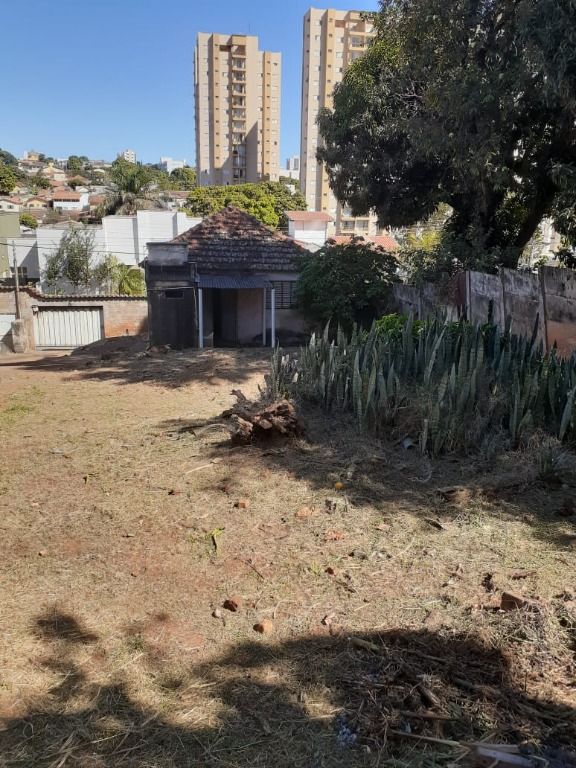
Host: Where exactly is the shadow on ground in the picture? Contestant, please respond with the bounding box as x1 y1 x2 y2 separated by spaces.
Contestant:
159 400 576 550
0 343 271 389
2 607 574 768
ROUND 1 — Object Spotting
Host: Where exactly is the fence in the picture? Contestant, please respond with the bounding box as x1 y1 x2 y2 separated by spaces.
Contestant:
392 266 576 357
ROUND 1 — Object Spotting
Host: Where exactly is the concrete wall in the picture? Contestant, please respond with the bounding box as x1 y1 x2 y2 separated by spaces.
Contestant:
541 267 576 356
468 272 503 328
501 269 545 343
393 266 576 357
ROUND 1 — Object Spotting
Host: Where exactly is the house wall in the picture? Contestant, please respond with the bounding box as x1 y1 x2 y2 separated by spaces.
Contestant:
52 198 85 211
0 200 20 212
288 220 327 246
237 288 263 342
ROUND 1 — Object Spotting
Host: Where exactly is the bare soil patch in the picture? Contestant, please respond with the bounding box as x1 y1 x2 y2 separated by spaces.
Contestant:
0 348 574 767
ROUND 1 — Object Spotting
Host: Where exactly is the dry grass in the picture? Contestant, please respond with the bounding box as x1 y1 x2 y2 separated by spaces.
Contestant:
0 347 575 767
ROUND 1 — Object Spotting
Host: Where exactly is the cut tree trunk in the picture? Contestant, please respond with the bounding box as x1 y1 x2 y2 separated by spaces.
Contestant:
222 398 304 445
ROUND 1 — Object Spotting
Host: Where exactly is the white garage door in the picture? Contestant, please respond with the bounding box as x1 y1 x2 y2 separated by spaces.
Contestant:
0 313 15 352
34 307 104 348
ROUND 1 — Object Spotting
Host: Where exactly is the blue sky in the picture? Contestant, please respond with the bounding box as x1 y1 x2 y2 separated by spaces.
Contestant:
2 0 378 166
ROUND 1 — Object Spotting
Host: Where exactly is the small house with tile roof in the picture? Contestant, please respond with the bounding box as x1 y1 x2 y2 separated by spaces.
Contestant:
146 206 309 349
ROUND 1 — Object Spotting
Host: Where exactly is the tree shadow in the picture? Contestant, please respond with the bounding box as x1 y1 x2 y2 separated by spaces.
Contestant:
1 607 575 767
161 401 576 550
0 345 271 389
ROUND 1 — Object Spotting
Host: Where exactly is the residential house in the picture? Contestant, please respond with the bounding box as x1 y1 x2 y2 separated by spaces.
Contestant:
42 165 68 183
17 159 44 175
160 190 189 211
24 196 50 211
146 206 309 349
52 190 89 211
285 210 333 248
89 194 106 210
0 198 21 212
329 233 399 250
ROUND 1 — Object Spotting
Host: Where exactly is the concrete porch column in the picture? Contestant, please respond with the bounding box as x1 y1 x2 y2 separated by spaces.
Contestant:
198 287 204 349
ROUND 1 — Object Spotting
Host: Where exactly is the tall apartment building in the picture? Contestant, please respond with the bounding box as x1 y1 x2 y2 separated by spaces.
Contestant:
119 149 136 164
300 8 380 236
195 33 281 187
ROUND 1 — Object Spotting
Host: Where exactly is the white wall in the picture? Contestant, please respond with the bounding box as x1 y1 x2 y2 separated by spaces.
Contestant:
288 220 328 246
35 211 202 287
0 200 20 212
36 224 106 280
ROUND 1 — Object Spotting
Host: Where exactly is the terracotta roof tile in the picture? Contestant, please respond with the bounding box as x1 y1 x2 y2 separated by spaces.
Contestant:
329 233 399 250
53 191 82 201
171 206 308 274
371 234 399 251
286 210 333 222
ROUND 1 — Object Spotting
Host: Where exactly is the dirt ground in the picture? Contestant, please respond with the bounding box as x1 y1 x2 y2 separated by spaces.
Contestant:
0 344 575 767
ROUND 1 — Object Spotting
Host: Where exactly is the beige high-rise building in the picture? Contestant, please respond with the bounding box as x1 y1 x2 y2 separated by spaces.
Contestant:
300 8 380 236
195 32 281 187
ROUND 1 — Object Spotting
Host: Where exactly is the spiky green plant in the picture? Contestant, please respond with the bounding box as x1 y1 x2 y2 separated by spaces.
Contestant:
268 315 576 456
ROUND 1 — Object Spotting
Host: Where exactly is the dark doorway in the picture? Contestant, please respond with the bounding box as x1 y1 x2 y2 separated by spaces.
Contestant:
213 289 238 346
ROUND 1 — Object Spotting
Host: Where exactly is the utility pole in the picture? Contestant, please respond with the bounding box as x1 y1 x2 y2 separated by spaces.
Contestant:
12 242 21 320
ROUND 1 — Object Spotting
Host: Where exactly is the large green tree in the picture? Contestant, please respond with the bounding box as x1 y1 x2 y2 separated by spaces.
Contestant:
67 155 84 173
296 238 398 330
318 0 576 269
170 166 197 190
0 162 18 195
185 182 307 229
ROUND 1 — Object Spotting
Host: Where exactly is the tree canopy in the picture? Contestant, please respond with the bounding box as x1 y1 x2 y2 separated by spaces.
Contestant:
92 255 145 296
101 158 166 216
44 226 95 288
185 182 307 229
67 155 84 173
169 166 197 190
0 163 18 195
19 212 38 230
296 238 398 331
0 149 17 166
318 0 576 270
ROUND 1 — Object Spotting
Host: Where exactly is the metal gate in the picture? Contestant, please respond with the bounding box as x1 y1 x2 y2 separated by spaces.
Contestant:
34 307 104 348
0 313 15 352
